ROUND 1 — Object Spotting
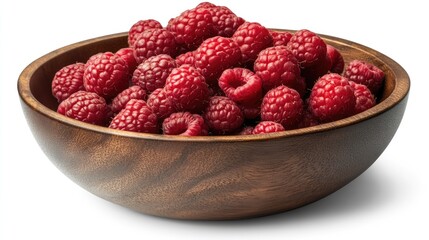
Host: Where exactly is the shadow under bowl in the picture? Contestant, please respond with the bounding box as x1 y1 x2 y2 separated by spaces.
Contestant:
17 31 410 220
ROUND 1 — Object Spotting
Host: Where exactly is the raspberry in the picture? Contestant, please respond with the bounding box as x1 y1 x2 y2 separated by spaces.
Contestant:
162 112 208 136
164 64 210 113
309 73 356 122
84 52 102 69
326 44 344 74
237 126 254 135
344 60 385 94
218 68 262 104
270 30 293 46
287 29 327 68
203 96 244 135
199 3 245 37
253 46 302 93
57 90 108 126
297 107 319 129
238 99 261 120
127 19 163 47
132 28 177 64
294 76 308 98
231 22 273 65
260 85 303 130
115 47 138 72
195 2 217 8
83 52 129 99
109 99 158 133
194 36 241 84
110 85 147 113
52 62 85 102
301 52 331 88
146 88 175 120
349 81 376 114
166 7 215 51
252 121 285 134
175 51 195 66
132 54 177 93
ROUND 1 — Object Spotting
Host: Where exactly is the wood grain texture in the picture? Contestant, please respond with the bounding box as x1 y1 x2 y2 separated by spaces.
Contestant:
18 31 410 220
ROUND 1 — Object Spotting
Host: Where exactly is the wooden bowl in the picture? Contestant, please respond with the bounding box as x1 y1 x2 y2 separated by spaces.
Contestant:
18 31 410 220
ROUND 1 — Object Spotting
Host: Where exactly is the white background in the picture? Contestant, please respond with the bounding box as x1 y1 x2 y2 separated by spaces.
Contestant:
1 0 427 239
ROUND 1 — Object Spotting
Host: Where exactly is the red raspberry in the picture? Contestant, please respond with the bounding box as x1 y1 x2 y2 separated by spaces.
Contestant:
52 62 85 102
231 22 273 65
294 76 308 98
195 2 217 8
199 3 245 37
349 81 376 114
237 126 254 135
57 90 108 126
132 28 177 64
270 30 293 46
84 52 102 69
260 85 304 130
297 107 320 129
194 36 241 84
326 44 344 74
162 112 208 136
218 68 262 104
146 88 175 120
203 96 244 135
238 99 261 120
132 54 177 93
110 85 147 114
309 73 356 122
301 52 331 88
109 99 158 133
344 60 385 94
252 121 285 134
166 7 215 51
116 47 138 72
287 29 327 68
127 19 163 47
175 51 195 66
164 64 210 113
83 52 129 99
253 46 303 93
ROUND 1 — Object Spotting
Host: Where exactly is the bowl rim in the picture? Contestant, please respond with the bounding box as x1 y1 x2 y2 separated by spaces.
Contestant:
17 31 410 143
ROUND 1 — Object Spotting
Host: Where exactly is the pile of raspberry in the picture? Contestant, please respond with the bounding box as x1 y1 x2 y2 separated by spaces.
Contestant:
52 1 385 136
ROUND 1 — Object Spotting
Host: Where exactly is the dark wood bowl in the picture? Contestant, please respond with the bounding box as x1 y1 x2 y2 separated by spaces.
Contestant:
17 31 410 220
